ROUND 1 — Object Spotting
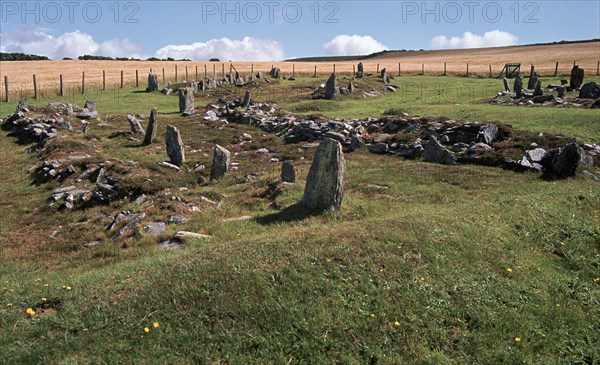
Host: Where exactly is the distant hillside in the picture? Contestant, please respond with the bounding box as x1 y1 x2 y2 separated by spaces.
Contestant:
285 39 600 63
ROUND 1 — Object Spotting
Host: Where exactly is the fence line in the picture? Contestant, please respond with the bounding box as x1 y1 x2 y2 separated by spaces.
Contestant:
2 60 599 102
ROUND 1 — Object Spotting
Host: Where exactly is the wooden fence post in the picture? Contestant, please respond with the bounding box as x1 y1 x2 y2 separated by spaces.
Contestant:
221 63 224 78
293 64 295 78
333 64 336 74
398 63 401 76
195 65 198 80
162 68 165 85
82 72 85 94
466 63 469 77
353 64 356 76
597 61 600 76
444 62 447 76
422 63 424 75
186 65 188 81
377 63 379 73
33 74 37 99
136 70 139 87
489 65 492 78
175 65 178 82
120 71 124 89
4 76 8 102
59 74 63 97
213 64 216 80
103 70 106 90
204 64 207 80
554 62 559 77
314 65 317 77
251 63 254 76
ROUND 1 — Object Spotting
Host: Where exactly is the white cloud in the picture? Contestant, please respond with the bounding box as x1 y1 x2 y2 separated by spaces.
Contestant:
154 37 285 61
430 30 518 49
324 35 388 56
0 27 143 59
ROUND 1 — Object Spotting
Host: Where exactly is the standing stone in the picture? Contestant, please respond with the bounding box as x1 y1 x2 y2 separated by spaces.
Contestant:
534 80 543 96
241 91 251 108
503 77 511 92
210 144 230 180
269 67 281 79
178 87 194 114
143 107 158 145
301 138 345 211
165 125 185 166
381 68 389 84
127 114 145 135
79 121 89 134
281 160 296 183
557 86 566 98
325 73 338 100
348 82 355 94
527 65 536 89
146 72 159 92
570 65 585 89
356 62 364 78
514 74 524 98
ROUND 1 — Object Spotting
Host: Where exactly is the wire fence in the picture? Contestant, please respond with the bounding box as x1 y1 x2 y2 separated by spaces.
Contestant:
2 60 599 102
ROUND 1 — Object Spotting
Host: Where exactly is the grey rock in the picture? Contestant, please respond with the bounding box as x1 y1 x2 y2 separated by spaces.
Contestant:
570 65 584 89
385 86 396 92
503 77 511 92
369 143 388 154
126 114 145 135
526 148 548 162
281 160 296 183
423 138 455 165
165 124 185 166
579 82 600 99
241 91 251 108
479 123 499 145
168 215 187 225
356 62 364 78
301 138 345 211
143 222 166 236
545 140 581 178
533 79 543 96
210 144 231 180
514 74 524 98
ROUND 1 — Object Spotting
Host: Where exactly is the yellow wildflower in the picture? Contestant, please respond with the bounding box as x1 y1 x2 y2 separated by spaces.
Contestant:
41 298 47 302
144 327 150 333
153 322 159 328
7 303 12 307
26 308 35 316
506 268 513 273
515 337 521 342
394 321 400 327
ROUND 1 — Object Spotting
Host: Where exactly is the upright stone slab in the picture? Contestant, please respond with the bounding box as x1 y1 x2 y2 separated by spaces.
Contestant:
348 82 355 94
178 87 194 114
534 80 543 96
356 62 364 78
381 68 389 84
527 66 536 89
503 77 511 92
301 138 345 211
241 91 251 108
543 140 581 179
570 65 584 89
127 114 145 135
143 107 158 145
423 138 455 165
269 67 281 79
84 100 96 112
210 144 230 180
281 160 296 183
146 72 159 92
325 73 338 100
557 86 566 98
165 124 185 166
514 74 524 98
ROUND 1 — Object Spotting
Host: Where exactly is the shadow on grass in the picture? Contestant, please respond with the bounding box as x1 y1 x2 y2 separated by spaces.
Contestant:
255 203 318 225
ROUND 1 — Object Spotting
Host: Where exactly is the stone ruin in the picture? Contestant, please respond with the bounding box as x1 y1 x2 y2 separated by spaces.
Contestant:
146 72 159 92
301 138 346 211
491 64 599 107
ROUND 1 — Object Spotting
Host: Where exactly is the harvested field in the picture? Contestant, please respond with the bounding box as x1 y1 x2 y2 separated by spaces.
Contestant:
1 41 599 100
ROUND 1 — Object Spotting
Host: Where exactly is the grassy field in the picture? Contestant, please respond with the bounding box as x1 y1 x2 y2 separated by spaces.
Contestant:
0 74 599 364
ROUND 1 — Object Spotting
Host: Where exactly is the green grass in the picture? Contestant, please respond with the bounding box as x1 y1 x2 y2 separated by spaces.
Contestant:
1 76 599 364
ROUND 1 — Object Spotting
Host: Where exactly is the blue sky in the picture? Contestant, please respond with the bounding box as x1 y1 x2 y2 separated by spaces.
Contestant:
1 1 599 60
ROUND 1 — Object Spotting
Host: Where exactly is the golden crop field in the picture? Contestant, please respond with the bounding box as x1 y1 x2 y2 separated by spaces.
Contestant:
1 41 598 100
